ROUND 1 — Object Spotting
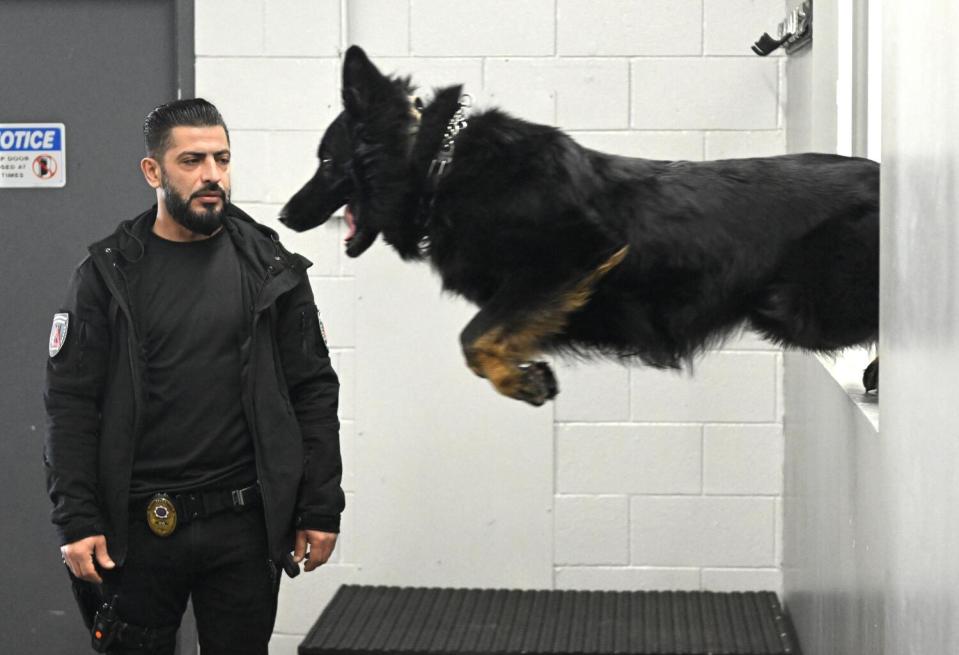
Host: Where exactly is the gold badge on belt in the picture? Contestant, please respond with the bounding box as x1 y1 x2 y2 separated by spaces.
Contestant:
146 493 177 537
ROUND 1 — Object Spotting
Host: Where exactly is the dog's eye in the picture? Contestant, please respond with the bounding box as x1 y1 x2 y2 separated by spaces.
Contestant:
320 157 333 169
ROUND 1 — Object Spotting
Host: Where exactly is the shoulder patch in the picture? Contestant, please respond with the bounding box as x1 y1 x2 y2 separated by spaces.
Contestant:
49 313 69 358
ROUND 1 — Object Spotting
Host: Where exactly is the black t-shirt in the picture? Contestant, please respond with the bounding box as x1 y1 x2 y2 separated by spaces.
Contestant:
130 229 257 497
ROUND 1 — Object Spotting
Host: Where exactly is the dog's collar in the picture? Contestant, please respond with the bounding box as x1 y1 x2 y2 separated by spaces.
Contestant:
424 94 471 192
410 92 471 257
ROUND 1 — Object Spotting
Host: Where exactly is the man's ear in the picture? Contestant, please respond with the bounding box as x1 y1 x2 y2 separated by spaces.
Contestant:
140 157 162 189
342 45 387 116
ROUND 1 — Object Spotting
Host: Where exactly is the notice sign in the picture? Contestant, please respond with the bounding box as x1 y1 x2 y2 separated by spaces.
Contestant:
0 123 66 188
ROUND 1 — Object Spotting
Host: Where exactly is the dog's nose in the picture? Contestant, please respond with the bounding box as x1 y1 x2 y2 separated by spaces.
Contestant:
277 205 296 229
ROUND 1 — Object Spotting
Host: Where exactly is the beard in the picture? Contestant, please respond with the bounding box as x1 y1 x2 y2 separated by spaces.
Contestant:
161 176 230 236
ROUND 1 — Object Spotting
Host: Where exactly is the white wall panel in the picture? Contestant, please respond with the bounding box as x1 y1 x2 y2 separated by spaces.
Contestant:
554 495 630 565
348 1 410 56
195 0 264 56
703 425 784 495
485 59 630 129
410 0 555 56
630 353 779 423
196 58 339 130
631 58 780 129
631 496 777 567
264 0 340 56
556 424 702 494
554 359 631 422
558 0 702 56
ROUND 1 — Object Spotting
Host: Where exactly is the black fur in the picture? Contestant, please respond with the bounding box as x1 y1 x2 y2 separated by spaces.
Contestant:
281 46 879 403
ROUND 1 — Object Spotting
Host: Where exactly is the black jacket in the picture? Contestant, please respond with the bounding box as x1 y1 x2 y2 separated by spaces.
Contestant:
43 204 344 564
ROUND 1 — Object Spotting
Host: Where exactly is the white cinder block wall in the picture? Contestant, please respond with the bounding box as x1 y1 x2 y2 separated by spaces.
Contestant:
195 1 788 651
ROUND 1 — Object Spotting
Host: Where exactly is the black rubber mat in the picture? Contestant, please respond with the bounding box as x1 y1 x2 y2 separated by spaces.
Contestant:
299 586 801 654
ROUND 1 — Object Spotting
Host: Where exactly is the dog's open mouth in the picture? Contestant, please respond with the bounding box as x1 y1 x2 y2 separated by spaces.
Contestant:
342 202 378 258
344 203 357 243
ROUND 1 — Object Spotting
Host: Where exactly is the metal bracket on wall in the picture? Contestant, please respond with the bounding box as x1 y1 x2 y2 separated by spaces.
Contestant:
751 0 813 56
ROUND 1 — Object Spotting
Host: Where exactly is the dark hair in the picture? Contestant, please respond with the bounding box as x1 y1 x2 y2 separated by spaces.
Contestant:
143 98 229 159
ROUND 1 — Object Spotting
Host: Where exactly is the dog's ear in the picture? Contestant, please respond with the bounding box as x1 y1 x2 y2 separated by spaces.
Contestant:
342 45 389 116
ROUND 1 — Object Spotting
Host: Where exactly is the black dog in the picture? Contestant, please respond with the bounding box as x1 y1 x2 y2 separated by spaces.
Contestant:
281 46 879 406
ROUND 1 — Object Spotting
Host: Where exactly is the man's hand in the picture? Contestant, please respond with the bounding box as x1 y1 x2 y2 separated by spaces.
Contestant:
61 535 115 584
293 530 337 573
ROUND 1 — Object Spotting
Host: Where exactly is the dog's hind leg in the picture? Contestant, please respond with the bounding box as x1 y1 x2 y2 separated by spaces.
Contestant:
461 246 628 405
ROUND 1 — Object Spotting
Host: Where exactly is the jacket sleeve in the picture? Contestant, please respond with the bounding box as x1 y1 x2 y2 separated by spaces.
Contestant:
276 267 344 533
43 258 110 545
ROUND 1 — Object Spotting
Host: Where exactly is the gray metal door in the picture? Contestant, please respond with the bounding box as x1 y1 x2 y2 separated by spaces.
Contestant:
0 2 191 653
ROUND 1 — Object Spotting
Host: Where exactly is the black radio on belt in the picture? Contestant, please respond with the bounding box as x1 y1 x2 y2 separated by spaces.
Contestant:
91 595 120 652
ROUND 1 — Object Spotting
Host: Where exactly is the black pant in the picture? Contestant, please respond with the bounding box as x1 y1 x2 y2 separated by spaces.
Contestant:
101 505 280 655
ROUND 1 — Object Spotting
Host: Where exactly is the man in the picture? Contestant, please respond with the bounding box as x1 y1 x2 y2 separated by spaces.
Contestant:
44 98 344 654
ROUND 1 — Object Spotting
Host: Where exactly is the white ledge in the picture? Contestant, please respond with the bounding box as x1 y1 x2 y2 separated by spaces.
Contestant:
816 347 879 432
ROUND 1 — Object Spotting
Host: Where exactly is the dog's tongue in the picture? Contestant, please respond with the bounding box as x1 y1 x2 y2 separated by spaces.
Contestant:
344 205 357 241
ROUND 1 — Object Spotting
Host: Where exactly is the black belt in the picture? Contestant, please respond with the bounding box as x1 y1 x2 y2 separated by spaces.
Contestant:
134 482 261 529
173 482 261 524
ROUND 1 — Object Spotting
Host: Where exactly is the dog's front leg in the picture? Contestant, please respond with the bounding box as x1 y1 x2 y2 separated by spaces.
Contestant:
460 246 629 406
461 314 559 407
